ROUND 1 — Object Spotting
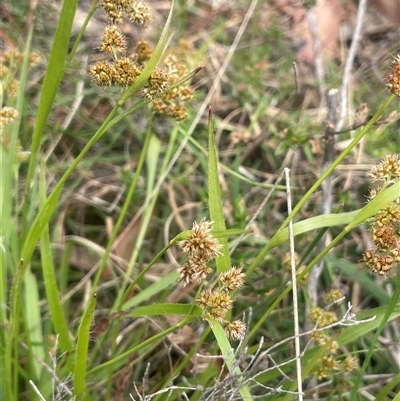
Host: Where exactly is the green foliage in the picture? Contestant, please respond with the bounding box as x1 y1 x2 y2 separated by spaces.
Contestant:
1 1 399 400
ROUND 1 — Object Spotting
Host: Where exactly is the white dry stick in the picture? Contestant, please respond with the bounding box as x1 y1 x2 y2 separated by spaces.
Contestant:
29 380 47 401
284 168 303 401
336 0 368 133
305 6 326 101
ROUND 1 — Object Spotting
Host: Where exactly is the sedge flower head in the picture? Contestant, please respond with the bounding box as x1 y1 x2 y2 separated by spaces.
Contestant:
178 219 222 262
0 107 19 125
129 1 151 26
88 61 115 87
325 289 343 303
322 356 339 370
367 154 400 183
97 25 126 55
327 340 339 355
196 290 232 322
218 267 245 293
112 57 142 87
342 356 358 372
136 41 153 63
224 320 246 341
387 55 400 97
6 78 19 97
176 255 213 286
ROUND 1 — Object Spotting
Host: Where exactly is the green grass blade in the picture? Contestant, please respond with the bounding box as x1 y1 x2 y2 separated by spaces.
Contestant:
122 272 179 309
207 108 230 273
22 0 80 239
349 277 400 399
128 303 202 317
39 160 74 357
73 293 97 400
212 321 254 401
376 373 400 401
208 109 253 400
23 267 45 381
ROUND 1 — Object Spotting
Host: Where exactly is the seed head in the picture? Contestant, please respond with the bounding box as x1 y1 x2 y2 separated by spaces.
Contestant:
224 320 246 341
6 78 19 97
136 41 153 63
164 104 188 121
0 107 19 124
387 55 400 97
322 356 339 371
178 219 222 262
129 1 151 26
325 289 343 303
112 57 142 86
327 340 339 355
196 290 232 322
315 366 329 380
100 0 130 24
98 25 126 55
28 52 41 67
311 331 327 345
176 255 213 286
309 307 323 324
218 267 245 293
309 307 338 327
88 61 115 87
342 356 358 372
367 154 400 183
363 250 395 276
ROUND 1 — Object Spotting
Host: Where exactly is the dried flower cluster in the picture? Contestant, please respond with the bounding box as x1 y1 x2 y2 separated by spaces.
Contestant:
310 305 358 381
1 48 40 161
88 1 195 120
177 219 246 340
387 55 400 97
309 307 338 328
362 154 400 276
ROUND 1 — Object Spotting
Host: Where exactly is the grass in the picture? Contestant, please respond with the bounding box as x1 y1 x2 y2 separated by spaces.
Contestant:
1 0 400 400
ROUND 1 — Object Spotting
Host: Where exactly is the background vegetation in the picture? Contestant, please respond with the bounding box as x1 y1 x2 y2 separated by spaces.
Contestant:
1 0 399 400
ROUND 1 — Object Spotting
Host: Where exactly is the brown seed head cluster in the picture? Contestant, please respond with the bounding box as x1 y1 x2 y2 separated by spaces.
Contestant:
387 55 400 97
179 219 222 261
177 219 246 340
218 267 245 293
367 154 400 183
309 307 338 328
177 219 222 286
196 290 233 321
0 48 39 160
0 48 41 98
363 155 400 276
309 299 358 383
88 2 195 120
325 289 343 303
147 43 196 121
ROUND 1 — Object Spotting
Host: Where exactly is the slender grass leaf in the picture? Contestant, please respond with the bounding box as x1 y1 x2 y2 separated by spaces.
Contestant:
73 293 97 400
207 108 230 273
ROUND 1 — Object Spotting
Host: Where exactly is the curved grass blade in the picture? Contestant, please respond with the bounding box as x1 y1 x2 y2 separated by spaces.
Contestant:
73 293 97 400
